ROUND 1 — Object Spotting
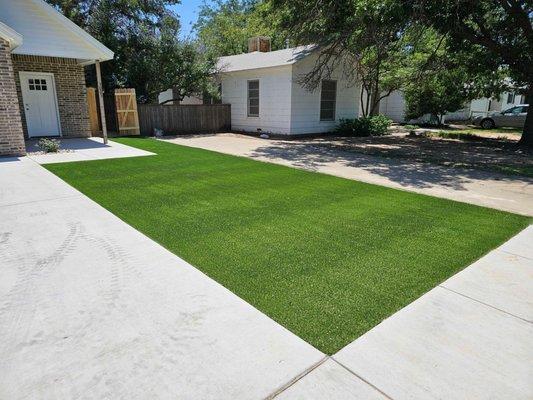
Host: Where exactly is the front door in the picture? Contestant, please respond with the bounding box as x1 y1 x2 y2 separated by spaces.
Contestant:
19 72 61 137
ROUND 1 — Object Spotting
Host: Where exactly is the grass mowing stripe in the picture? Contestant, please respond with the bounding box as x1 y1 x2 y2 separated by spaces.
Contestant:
45 137 530 354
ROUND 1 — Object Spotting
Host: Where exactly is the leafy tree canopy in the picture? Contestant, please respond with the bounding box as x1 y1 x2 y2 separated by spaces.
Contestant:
195 0 285 57
46 0 215 103
273 0 532 144
411 0 533 144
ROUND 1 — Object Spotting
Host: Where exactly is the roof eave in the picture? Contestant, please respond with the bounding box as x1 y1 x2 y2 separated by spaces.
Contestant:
0 22 23 50
30 0 114 61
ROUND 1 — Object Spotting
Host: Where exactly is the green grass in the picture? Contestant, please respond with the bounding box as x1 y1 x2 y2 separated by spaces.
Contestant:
45 138 529 354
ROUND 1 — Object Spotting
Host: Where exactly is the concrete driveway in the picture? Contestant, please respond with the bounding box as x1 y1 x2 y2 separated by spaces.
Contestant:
0 156 324 399
163 134 533 216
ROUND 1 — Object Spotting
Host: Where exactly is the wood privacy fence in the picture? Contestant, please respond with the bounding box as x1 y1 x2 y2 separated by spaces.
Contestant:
137 104 231 136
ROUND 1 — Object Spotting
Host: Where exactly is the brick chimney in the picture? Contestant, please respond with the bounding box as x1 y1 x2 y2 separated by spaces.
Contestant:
248 36 271 53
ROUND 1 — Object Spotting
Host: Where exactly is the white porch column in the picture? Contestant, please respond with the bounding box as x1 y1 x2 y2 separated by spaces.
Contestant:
95 60 108 144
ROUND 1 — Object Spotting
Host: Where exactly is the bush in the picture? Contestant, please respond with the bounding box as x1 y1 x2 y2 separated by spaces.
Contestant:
38 138 61 153
335 115 392 137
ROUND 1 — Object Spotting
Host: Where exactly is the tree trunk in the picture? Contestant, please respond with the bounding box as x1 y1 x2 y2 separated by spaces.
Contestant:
369 85 380 116
518 87 533 147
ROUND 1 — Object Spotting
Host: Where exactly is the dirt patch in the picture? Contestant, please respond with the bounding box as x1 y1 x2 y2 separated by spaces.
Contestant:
299 132 532 177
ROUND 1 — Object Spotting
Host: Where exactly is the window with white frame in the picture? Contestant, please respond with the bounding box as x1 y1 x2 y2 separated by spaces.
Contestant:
247 80 259 117
320 80 337 121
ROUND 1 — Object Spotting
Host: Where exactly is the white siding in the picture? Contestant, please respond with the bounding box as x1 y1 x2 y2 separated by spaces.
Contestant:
180 95 203 105
158 89 174 105
220 66 292 134
501 91 525 109
290 54 359 134
0 0 110 61
378 91 406 122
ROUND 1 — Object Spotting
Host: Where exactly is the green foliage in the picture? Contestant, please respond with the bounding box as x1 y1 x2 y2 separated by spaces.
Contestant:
335 115 392 136
413 0 532 89
404 66 467 125
46 0 215 103
411 0 533 145
38 138 60 153
195 0 285 57
46 138 529 354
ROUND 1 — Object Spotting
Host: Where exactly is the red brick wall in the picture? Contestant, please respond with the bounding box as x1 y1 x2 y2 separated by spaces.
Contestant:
12 55 91 138
0 38 25 156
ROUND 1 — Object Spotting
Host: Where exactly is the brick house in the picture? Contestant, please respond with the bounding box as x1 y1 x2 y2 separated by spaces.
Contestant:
0 0 113 156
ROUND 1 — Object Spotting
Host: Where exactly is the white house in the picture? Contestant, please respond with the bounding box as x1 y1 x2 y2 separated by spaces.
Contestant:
216 42 359 135
158 88 204 105
376 89 527 123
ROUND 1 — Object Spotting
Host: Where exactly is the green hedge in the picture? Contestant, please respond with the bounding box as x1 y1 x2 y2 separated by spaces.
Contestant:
335 115 392 136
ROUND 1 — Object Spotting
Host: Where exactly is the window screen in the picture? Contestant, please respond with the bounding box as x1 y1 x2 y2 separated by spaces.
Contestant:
320 80 337 121
248 80 259 117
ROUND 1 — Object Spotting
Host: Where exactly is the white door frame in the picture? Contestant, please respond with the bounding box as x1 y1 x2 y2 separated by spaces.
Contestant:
19 71 62 138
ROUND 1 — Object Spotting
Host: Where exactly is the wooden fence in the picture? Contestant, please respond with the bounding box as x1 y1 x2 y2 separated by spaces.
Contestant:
137 104 231 136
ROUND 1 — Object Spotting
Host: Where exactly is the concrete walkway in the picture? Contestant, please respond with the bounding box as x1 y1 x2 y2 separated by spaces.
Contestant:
25 137 154 164
163 134 533 216
0 156 324 399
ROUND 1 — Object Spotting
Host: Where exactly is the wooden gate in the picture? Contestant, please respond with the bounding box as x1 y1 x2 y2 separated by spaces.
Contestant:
114 88 140 135
86 87 100 135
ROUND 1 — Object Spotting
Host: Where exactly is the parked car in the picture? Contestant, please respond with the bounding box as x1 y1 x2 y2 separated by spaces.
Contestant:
473 104 529 129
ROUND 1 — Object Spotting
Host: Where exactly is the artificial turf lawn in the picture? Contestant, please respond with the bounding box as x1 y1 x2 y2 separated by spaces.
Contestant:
45 138 530 354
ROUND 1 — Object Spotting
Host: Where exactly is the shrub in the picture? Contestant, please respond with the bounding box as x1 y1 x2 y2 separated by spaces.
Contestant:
335 115 392 137
38 138 61 153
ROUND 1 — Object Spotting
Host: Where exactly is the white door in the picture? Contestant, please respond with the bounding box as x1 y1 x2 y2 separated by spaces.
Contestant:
20 72 61 137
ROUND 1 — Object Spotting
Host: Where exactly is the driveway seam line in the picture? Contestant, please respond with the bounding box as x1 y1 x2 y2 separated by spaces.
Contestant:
266 355 329 399
329 357 396 400
499 249 533 261
0 194 82 209
438 285 532 324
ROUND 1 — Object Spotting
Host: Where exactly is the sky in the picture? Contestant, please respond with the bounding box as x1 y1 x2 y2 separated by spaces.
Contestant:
169 1 215 38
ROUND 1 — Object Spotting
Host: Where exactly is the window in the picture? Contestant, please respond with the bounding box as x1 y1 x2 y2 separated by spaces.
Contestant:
320 80 337 121
507 92 516 104
28 78 47 91
247 80 259 117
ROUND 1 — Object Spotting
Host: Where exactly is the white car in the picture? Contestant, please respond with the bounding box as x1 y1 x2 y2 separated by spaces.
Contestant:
472 104 529 129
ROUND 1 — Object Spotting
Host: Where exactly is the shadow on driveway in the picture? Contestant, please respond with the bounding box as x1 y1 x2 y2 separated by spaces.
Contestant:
249 139 532 191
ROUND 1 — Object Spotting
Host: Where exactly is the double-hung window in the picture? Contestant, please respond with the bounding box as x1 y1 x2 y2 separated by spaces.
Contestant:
320 80 337 121
248 80 259 117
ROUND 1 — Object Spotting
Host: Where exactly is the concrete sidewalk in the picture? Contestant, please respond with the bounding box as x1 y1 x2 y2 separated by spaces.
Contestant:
163 134 533 216
25 137 154 164
278 226 533 399
0 157 324 399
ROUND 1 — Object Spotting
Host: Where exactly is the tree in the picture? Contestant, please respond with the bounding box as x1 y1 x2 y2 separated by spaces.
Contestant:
271 0 442 117
404 67 468 125
45 0 214 103
412 0 533 145
195 0 285 57
117 16 216 102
